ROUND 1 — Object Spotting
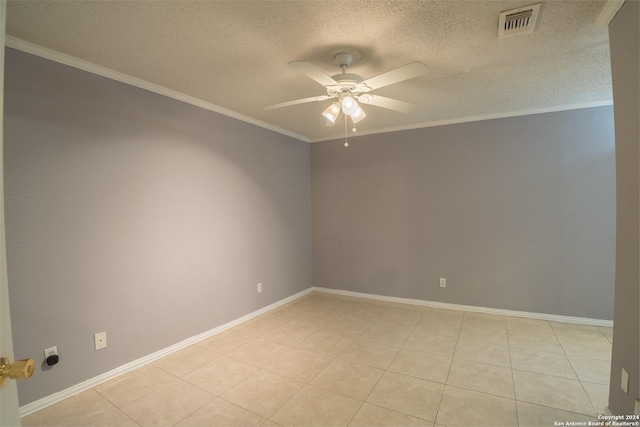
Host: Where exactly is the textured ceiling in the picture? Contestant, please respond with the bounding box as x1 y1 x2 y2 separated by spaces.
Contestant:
6 1 612 142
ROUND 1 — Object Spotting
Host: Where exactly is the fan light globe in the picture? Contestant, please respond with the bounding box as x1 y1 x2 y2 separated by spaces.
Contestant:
341 96 359 115
322 102 341 123
351 106 366 123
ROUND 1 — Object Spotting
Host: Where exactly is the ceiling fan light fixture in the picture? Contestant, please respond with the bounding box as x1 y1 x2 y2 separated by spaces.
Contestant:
322 102 341 123
264 56 427 136
350 105 366 123
341 95 359 115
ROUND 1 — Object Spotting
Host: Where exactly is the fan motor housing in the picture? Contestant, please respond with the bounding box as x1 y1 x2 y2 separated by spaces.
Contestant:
331 72 363 88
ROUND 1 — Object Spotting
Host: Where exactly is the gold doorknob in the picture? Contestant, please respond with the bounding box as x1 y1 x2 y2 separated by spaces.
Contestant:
0 357 35 387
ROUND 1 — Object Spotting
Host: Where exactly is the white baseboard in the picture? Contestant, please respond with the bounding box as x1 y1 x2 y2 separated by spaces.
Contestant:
19 287 314 417
313 286 614 327
21 284 613 417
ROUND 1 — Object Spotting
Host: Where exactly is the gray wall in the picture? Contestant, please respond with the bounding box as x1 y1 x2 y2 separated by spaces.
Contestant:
4 42 621 408
4 48 313 405
312 107 616 320
608 0 640 415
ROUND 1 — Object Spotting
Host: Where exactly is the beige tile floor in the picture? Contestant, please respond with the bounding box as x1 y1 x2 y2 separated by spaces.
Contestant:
22 292 613 427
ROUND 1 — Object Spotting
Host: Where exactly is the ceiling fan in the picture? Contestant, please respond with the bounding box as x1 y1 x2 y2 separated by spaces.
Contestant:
263 52 428 126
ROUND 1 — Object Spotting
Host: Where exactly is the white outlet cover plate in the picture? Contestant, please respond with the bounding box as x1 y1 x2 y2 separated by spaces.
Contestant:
94 332 107 350
44 346 57 358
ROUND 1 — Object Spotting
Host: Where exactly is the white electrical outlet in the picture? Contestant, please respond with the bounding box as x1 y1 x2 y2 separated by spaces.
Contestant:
621 368 630 394
257 283 263 293
440 278 446 288
94 331 107 351
44 346 57 358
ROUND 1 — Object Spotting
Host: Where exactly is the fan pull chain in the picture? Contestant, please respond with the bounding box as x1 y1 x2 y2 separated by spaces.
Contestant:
344 114 349 147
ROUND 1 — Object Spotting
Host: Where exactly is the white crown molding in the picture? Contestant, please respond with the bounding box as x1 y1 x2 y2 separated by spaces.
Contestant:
18 286 314 417
4 36 311 143
595 0 625 26
313 286 614 327
310 100 614 143
5 36 614 146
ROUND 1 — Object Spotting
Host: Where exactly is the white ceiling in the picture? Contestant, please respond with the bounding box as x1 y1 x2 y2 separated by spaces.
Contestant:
5 1 613 142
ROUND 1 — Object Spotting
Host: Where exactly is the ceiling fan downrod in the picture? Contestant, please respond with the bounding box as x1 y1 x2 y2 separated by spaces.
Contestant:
335 52 353 75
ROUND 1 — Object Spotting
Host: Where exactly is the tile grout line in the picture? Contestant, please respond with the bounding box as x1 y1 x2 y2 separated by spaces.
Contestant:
209 299 317 424
337 301 386 425
432 308 465 426
169 387 218 427
268 302 380 426
342 303 391 426
543 323 602 418
91 366 183 413
506 317 520 427
264 300 370 426
214 378 279 423
199 306 299 402
353 306 445 425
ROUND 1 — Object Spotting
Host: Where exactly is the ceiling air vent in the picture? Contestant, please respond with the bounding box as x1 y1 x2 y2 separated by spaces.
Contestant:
498 3 541 38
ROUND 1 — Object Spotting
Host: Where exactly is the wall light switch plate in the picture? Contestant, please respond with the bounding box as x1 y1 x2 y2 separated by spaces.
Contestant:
94 331 107 351
440 278 446 288
621 367 629 394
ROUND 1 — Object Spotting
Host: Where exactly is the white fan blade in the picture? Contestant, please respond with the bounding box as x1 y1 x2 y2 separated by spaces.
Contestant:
289 61 339 87
361 62 428 90
360 95 416 113
263 95 332 110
